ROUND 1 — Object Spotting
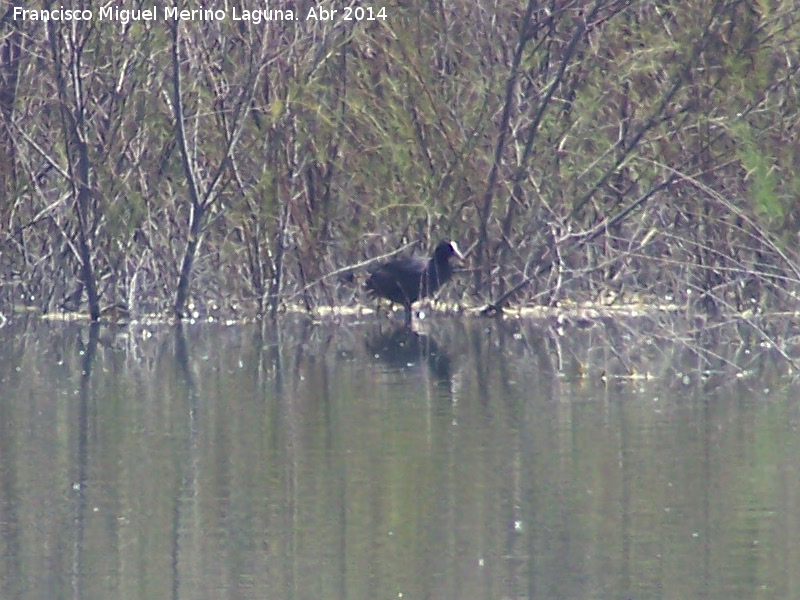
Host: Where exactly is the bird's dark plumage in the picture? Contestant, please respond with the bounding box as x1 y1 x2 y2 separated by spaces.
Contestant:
366 240 463 325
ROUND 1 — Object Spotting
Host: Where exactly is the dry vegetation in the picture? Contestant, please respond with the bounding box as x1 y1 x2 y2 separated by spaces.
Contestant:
2 0 800 335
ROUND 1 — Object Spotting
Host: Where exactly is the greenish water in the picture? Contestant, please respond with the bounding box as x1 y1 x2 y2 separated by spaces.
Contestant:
1 316 798 600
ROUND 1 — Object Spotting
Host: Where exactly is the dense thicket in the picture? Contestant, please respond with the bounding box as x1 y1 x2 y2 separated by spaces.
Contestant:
2 0 800 321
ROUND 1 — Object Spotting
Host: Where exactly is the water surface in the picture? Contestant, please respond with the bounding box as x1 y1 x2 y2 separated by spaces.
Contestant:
1 316 798 600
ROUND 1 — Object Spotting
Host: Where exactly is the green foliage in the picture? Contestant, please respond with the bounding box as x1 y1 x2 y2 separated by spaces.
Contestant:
731 121 783 225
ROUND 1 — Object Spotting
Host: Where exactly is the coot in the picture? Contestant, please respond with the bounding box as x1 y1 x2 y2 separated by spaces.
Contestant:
366 240 463 325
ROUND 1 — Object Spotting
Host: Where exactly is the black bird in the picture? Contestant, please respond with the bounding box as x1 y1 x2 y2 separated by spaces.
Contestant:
366 240 464 325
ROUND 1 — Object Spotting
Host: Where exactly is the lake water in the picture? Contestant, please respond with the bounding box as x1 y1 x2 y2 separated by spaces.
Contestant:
1 315 798 600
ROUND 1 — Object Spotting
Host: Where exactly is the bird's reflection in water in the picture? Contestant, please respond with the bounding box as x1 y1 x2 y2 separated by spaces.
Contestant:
365 326 452 384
